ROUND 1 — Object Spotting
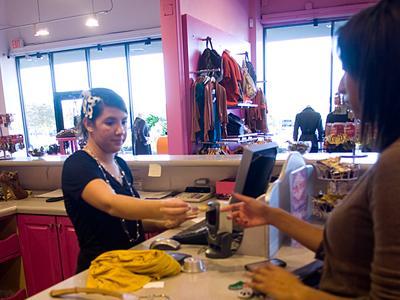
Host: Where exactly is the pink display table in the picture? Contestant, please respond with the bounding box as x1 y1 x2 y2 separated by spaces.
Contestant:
56 137 78 155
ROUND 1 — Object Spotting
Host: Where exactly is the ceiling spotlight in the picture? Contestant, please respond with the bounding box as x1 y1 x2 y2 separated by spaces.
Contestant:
34 24 49 37
86 15 99 27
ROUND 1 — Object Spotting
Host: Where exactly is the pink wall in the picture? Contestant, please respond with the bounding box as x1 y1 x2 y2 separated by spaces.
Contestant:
182 14 250 153
261 0 378 26
183 15 251 73
160 0 188 154
180 0 250 42
162 0 379 154
161 0 252 154
248 0 263 80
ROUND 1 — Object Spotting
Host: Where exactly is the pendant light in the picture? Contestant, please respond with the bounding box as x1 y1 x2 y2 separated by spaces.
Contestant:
85 0 99 27
34 0 49 36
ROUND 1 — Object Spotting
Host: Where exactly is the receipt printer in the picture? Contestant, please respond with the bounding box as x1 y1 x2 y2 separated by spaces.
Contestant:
205 201 234 258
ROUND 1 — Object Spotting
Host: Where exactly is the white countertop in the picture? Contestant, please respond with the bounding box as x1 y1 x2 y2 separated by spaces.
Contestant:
27 222 315 300
0 152 379 167
0 197 67 218
0 197 317 299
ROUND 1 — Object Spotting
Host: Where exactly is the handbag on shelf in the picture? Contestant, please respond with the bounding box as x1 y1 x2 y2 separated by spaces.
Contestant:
227 113 245 136
197 37 223 82
244 52 257 83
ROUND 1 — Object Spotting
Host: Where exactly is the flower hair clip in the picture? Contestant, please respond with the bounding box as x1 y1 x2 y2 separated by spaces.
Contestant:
82 90 101 119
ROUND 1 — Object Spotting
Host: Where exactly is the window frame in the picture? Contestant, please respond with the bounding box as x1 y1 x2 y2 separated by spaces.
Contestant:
54 90 83 132
263 18 348 116
14 37 162 154
262 19 348 143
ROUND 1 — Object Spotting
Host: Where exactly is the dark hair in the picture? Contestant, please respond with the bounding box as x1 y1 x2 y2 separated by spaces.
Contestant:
337 0 400 151
79 88 128 139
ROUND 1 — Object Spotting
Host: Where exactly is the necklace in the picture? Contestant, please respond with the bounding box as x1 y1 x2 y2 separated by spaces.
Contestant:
84 148 141 244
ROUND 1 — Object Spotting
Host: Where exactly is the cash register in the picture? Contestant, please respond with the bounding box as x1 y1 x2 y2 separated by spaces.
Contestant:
172 142 278 256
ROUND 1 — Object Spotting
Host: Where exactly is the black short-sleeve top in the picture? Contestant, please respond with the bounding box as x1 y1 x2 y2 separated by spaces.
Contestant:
62 150 145 268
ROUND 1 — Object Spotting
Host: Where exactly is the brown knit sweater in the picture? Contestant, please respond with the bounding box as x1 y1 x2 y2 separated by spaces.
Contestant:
320 139 400 299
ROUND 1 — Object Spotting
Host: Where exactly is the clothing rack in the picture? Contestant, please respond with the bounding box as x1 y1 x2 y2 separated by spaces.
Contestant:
237 102 258 108
221 137 269 144
201 136 270 144
189 68 221 74
236 51 249 56
227 102 258 109
196 36 212 41
227 132 270 138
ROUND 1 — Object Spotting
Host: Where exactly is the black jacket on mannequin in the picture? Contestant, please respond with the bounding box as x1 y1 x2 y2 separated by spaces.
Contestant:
293 106 324 153
133 117 151 155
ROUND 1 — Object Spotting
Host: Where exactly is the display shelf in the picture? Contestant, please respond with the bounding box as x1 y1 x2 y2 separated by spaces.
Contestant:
312 158 360 219
0 233 20 264
0 215 26 300
0 114 24 160
0 288 26 300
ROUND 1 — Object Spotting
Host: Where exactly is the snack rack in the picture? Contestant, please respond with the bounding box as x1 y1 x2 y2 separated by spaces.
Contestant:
312 157 360 219
0 114 24 160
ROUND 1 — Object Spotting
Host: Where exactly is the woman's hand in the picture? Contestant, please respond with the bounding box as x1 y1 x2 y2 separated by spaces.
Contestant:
248 263 306 300
221 193 276 227
163 207 199 229
159 198 191 219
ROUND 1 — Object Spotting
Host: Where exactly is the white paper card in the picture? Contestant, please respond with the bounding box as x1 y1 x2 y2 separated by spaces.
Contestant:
148 163 162 177
36 189 63 198
143 281 164 289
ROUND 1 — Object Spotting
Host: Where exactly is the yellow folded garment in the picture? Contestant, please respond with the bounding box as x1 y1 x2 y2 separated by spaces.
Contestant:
87 249 181 292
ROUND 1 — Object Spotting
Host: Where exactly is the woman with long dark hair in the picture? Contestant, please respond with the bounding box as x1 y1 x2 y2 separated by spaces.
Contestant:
224 0 400 298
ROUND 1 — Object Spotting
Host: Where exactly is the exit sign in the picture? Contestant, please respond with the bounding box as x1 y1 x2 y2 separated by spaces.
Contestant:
10 38 24 49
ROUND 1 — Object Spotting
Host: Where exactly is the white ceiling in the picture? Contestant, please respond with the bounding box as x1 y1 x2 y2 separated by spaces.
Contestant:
0 0 161 49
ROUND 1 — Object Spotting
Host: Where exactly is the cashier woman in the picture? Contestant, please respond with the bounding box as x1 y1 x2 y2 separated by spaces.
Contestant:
62 88 192 272
225 0 400 299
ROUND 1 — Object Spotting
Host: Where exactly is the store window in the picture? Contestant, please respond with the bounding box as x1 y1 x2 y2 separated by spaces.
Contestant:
129 40 167 153
18 54 56 148
331 21 347 101
15 38 165 154
90 45 132 150
90 45 129 102
53 50 89 92
264 21 347 145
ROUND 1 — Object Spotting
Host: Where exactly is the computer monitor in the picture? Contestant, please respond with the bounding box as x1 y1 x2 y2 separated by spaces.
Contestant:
174 142 278 252
204 142 278 257
232 142 278 201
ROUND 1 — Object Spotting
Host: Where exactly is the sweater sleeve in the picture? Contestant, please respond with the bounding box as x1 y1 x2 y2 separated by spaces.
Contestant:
368 147 400 299
190 79 200 142
62 151 102 199
317 114 324 142
293 114 300 141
